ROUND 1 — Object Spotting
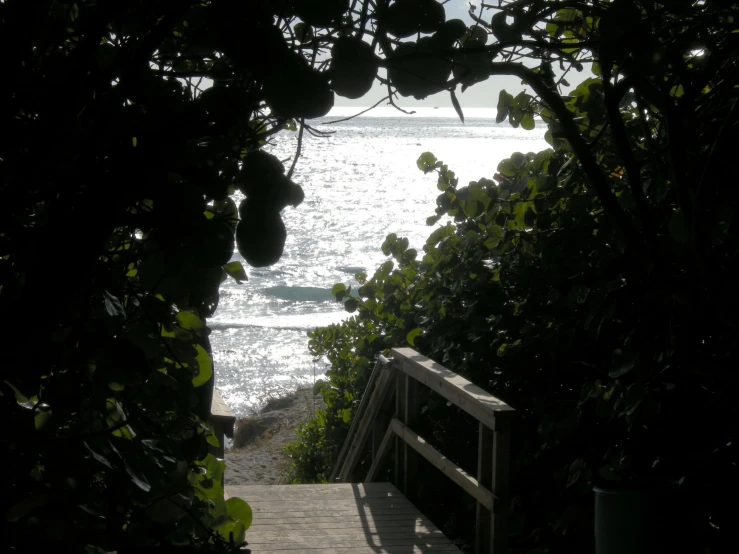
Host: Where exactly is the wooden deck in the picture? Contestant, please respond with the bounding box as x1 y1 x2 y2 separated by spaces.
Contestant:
226 483 462 553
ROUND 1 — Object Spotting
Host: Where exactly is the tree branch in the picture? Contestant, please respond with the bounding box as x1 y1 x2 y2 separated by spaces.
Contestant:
287 118 305 179
603 74 655 252
489 62 646 259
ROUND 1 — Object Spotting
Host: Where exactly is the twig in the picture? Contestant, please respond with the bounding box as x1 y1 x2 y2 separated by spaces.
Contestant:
304 124 335 138
287 118 304 179
387 81 416 115
322 95 391 125
603 73 655 254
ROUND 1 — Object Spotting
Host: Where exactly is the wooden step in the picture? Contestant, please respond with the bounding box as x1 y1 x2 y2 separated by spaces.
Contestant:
226 483 461 553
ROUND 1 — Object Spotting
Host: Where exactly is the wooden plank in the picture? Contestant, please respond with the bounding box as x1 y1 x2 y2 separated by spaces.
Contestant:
330 357 388 482
239 480 462 552
366 422 394 482
228 483 400 499
395 371 406 492
401 373 420 496
210 389 235 424
372 383 395 472
491 417 512 554
248 500 417 512
250 516 433 528
476 422 494 554
392 419 495 511
338 364 396 481
391 348 514 431
250 506 418 521
247 536 453 547
252 546 461 553
246 495 413 506
250 528 445 539
246 497 413 506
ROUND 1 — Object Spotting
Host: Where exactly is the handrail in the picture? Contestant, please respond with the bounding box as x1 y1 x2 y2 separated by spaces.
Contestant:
335 358 396 482
391 347 515 429
329 354 391 482
390 418 496 511
331 347 515 554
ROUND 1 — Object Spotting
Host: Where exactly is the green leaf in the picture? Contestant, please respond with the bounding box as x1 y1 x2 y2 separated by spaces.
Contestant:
223 261 248 283
497 159 517 178
521 113 536 130
125 463 151 492
145 498 186 523
231 520 247 544
103 290 126 319
261 52 334 119
192 344 213 387
34 410 52 431
461 25 488 47
406 327 423 346
670 84 684 98
206 430 221 447
226 497 253 530
573 285 589 305
330 37 379 99
294 22 313 43
176 310 205 331
450 89 464 123
385 0 445 38
83 442 114 469
484 236 501 249
6 494 56 523
294 0 349 27
417 152 438 173
496 90 513 123
331 283 347 297
312 379 326 396
610 349 636 378
345 298 359 313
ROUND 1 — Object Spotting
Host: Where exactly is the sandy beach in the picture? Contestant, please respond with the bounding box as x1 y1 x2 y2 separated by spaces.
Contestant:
224 387 324 485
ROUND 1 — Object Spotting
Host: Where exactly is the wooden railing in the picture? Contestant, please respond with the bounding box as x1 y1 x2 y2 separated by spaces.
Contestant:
208 389 236 459
331 347 515 554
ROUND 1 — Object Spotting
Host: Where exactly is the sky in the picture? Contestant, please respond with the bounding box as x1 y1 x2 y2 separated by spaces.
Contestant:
334 0 529 109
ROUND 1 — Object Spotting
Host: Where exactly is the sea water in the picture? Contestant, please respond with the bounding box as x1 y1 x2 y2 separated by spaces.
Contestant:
210 107 548 416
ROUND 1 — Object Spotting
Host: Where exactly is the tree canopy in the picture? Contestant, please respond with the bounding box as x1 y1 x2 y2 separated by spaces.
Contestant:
1 0 737 552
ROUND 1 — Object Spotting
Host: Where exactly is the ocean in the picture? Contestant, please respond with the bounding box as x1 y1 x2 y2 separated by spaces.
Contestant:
210 107 548 416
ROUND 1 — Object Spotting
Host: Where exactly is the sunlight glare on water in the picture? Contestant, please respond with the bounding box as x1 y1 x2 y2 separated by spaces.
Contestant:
210 107 548 416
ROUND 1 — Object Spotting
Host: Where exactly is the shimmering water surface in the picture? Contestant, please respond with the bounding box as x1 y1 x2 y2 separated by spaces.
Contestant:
211 107 547 416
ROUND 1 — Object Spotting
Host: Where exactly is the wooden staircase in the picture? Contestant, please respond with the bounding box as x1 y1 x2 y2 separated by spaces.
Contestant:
224 348 515 554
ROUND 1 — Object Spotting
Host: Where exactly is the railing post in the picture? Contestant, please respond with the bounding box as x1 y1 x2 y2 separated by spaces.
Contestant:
476 422 494 554
372 383 395 464
491 416 512 554
394 371 406 492
477 418 512 554
395 372 419 496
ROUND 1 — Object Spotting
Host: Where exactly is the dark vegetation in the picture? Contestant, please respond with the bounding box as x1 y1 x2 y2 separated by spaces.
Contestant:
287 1 739 553
1 0 736 552
1 0 366 551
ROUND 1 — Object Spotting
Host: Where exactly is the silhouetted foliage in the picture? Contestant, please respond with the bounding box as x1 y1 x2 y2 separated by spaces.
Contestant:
0 0 379 551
